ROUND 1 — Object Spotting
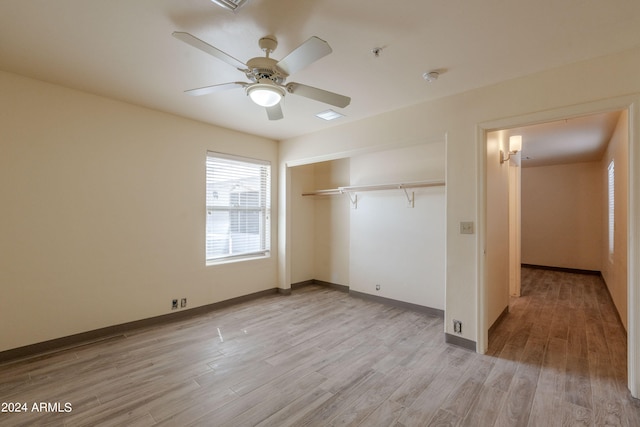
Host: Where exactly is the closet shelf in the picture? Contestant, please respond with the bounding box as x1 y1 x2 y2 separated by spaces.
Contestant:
302 179 445 209
301 179 445 197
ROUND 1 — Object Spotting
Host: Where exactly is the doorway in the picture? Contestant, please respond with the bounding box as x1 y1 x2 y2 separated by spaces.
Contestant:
477 96 639 397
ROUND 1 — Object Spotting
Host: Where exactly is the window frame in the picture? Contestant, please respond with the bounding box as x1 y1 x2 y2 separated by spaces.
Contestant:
205 151 271 265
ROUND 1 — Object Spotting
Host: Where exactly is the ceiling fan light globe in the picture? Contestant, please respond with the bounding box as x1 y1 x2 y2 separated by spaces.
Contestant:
250 89 281 107
247 83 284 107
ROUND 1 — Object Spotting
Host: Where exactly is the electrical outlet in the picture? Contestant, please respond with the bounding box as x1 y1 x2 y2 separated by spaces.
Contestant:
171 299 178 310
181 298 187 308
453 320 462 334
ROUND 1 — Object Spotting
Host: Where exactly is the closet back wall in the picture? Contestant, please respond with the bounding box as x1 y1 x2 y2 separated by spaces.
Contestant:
349 144 446 309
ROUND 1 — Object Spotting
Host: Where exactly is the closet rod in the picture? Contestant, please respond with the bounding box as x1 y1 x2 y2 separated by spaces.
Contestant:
342 180 445 193
301 179 445 197
301 189 343 196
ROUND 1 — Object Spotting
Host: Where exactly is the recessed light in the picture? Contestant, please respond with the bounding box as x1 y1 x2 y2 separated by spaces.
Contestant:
316 109 344 121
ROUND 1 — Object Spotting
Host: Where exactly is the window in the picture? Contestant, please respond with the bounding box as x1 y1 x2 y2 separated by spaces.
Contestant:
206 152 271 263
608 160 614 261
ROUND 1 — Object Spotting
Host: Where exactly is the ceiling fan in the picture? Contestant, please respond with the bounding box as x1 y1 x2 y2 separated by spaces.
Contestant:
172 32 351 120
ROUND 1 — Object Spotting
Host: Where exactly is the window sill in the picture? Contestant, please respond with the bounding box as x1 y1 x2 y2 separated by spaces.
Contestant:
206 253 271 266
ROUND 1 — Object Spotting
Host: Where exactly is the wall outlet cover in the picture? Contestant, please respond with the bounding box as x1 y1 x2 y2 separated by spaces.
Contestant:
453 319 462 334
460 221 474 234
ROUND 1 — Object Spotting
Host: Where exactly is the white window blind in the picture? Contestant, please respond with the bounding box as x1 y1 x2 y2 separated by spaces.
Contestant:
206 152 271 263
608 160 614 261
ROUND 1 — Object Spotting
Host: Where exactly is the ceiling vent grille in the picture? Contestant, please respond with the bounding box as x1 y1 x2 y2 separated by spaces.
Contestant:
211 0 248 11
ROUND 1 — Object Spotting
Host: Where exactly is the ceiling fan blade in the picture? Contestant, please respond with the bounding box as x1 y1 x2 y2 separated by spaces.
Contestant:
172 31 247 70
286 83 351 108
276 36 332 76
266 103 283 121
185 82 246 96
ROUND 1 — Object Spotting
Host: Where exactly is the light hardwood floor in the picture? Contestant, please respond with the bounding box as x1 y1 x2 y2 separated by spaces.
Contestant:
1 267 639 426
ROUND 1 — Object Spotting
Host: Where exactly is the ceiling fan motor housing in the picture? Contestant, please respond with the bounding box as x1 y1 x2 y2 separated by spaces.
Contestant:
245 57 287 84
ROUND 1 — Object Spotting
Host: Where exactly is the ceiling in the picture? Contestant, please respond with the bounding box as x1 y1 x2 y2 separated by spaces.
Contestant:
1 0 639 147
502 110 623 168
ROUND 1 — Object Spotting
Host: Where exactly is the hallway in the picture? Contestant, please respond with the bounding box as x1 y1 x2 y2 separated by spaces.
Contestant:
488 267 639 425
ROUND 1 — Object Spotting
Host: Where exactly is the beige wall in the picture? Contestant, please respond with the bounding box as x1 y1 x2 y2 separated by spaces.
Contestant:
0 71 279 352
314 160 350 285
602 110 629 330
289 160 351 286
485 131 511 329
349 144 446 309
521 161 603 271
279 46 640 346
290 164 316 284
508 160 522 297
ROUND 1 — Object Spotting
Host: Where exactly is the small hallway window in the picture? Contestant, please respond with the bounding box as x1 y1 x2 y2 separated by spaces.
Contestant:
608 160 614 261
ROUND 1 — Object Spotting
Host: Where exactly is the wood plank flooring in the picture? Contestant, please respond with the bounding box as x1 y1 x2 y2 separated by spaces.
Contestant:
1 267 639 426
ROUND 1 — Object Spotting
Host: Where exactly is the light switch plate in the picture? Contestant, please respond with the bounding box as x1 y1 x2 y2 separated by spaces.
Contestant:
460 221 474 234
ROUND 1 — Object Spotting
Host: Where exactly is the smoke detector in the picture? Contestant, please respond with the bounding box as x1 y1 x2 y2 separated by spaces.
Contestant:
422 71 439 83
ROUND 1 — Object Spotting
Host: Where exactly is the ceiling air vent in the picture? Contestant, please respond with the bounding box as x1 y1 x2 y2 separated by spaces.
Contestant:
211 0 248 12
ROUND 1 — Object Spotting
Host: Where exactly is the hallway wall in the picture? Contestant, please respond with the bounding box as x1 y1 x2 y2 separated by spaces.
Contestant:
521 161 602 271
601 110 628 330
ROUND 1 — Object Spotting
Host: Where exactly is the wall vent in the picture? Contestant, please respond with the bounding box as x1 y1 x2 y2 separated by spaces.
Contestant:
211 0 248 12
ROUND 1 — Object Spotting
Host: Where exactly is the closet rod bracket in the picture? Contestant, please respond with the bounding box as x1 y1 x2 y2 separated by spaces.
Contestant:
345 191 358 209
402 188 415 208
